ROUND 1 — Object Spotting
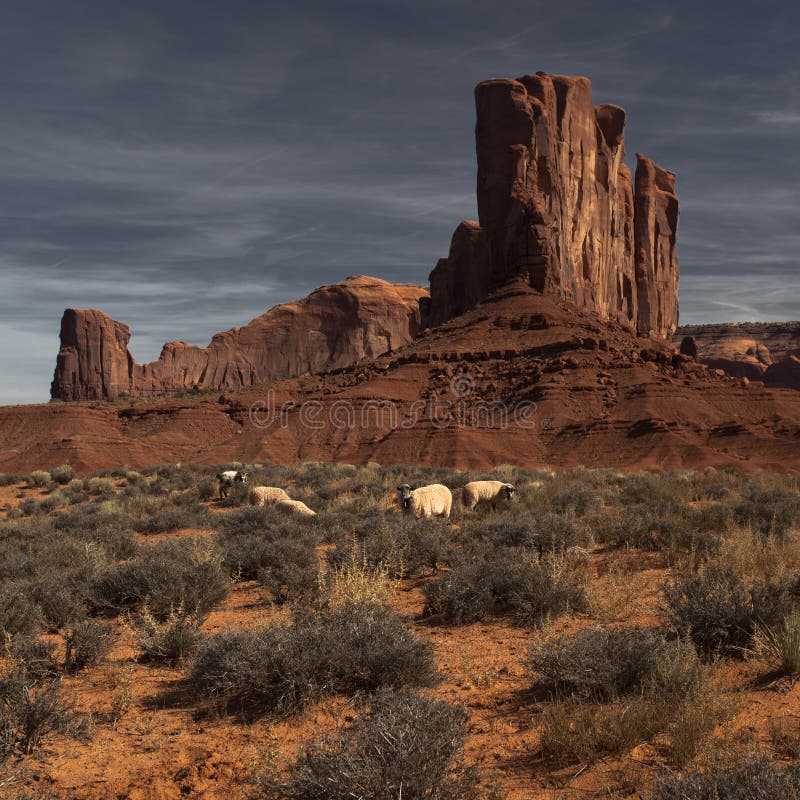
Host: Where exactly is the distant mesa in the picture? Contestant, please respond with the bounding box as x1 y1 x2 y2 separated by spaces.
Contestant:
674 322 800 389
51 277 427 401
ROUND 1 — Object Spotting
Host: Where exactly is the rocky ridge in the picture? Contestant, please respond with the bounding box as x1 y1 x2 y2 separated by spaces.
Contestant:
51 277 427 401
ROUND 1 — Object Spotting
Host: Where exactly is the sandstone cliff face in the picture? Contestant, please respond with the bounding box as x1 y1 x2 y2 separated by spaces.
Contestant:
53 310 135 401
428 72 679 339
51 277 428 401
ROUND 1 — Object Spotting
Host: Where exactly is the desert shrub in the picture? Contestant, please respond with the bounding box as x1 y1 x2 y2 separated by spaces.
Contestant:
18 498 48 516
548 484 604 517
258 689 490 800
422 547 585 624
256 538 320 602
63 619 114 671
219 480 250 507
528 627 702 701
52 508 137 560
196 478 218 501
128 605 203 665
91 537 230 618
662 563 795 655
734 486 800 541
190 603 436 715
6 636 59 680
650 756 800 800
753 613 800 675
618 473 685 506
460 509 589 555
26 471 51 488
84 477 115 497
29 579 86 631
217 508 320 601
592 502 719 557
0 473 20 487
135 504 213 535
49 465 75 485
0 673 76 756
331 514 448 577
0 586 41 638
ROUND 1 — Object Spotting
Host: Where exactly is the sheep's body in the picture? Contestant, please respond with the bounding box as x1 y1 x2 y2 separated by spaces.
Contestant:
217 470 248 499
275 499 316 517
397 484 452 520
462 480 515 511
249 486 291 507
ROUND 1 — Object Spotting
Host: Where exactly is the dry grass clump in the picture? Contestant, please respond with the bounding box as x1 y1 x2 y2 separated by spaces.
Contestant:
255 688 498 800
318 550 395 609
752 613 800 675
125 605 203 665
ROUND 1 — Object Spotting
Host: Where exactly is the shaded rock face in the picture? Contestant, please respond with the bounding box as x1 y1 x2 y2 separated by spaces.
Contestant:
428 72 679 339
766 356 800 390
52 277 428 400
427 221 489 329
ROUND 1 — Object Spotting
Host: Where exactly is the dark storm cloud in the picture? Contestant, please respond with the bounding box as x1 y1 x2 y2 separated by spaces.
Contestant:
1 0 798 402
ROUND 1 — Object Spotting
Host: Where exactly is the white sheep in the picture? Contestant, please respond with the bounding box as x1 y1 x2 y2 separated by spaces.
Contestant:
462 480 515 511
217 470 248 499
249 485 291 507
275 498 317 517
396 484 452 520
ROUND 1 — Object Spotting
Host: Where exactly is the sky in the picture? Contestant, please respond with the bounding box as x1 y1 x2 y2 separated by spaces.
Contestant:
1 0 799 404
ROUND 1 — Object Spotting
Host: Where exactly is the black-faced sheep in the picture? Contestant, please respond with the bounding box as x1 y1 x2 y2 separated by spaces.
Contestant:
217 470 248 499
396 483 452 520
462 480 515 511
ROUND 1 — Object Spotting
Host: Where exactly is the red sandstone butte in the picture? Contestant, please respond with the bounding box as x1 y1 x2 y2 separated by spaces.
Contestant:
428 72 679 339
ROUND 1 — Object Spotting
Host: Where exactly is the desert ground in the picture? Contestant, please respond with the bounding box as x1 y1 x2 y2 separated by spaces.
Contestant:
1 461 800 799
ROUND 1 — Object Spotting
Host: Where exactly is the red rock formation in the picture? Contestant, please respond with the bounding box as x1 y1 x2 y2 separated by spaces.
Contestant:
52 310 135 401
427 221 489 328
428 72 678 339
674 322 800 383
51 277 428 401
679 336 698 359
765 356 800 390
634 154 680 338
13 283 800 475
